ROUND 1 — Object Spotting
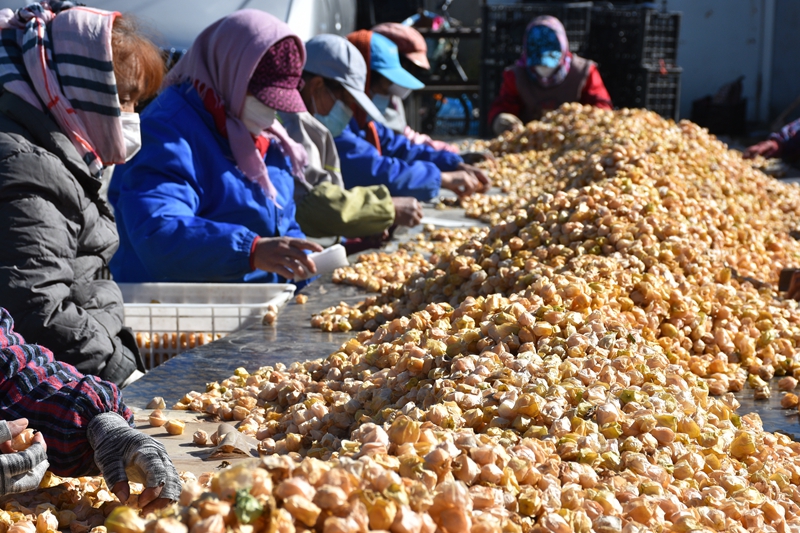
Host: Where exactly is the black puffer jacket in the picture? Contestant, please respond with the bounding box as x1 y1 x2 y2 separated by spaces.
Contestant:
0 92 144 386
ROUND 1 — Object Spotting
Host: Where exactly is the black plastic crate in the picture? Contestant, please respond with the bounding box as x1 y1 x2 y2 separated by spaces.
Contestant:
479 63 511 137
587 8 680 68
602 65 682 120
481 2 593 65
690 97 747 136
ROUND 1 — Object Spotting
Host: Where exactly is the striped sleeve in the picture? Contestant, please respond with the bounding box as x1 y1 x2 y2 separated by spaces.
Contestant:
0 307 133 477
770 117 800 161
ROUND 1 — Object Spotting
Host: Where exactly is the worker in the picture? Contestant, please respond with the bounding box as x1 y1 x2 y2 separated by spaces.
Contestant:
109 10 323 284
372 22 458 153
744 117 800 162
0 2 164 387
279 33 424 240
488 15 612 136
342 29 490 202
0 308 180 511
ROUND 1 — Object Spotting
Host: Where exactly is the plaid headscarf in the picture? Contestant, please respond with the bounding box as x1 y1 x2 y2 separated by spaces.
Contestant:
0 2 125 175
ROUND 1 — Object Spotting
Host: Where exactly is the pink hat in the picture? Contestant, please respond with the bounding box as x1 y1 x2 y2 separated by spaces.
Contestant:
373 22 430 71
248 37 306 112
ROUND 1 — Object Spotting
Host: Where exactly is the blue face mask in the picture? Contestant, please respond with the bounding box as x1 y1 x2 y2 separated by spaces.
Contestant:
526 25 563 69
372 93 391 115
315 99 354 138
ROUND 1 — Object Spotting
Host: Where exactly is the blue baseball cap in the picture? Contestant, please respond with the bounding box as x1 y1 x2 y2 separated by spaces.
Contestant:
370 32 424 90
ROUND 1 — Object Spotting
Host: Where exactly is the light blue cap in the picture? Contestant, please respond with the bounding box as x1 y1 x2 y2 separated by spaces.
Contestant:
369 32 424 90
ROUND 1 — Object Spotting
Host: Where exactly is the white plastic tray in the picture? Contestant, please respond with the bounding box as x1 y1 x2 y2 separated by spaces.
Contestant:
119 283 296 368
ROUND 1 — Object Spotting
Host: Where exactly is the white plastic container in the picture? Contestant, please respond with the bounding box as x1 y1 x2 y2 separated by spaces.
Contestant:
295 244 349 281
119 283 296 368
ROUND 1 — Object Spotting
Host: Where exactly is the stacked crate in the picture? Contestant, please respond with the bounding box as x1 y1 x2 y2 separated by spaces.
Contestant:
585 7 682 120
479 2 593 137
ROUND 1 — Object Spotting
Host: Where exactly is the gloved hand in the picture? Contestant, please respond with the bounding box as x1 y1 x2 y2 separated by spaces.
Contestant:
743 139 780 159
88 412 181 513
0 419 49 496
492 113 524 136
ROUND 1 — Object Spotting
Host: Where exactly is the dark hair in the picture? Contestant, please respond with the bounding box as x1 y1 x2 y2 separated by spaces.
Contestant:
301 71 341 93
111 15 164 104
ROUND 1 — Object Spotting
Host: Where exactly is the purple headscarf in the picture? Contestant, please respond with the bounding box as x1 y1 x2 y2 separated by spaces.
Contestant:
516 15 571 88
163 9 308 202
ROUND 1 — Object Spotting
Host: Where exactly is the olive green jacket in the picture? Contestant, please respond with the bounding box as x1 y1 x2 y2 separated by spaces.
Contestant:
280 112 395 238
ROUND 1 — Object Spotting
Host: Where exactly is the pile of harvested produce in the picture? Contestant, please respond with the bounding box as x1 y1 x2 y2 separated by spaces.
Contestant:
312 104 800 389
123 105 800 532
332 250 432 293
11 104 800 533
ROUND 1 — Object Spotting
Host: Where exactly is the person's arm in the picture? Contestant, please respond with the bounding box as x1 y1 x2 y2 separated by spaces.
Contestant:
0 307 130 477
488 68 524 127
0 156 138 382
0 308 180 510
770 117 800 161
296 182 395 238
580 64 613 109
402 126 460 153
373 121 463 171
335 125 443 202
112 129 264 282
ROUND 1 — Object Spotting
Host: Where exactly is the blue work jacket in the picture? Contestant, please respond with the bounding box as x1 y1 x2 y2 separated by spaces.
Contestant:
109 83 305 283
334 118 463 202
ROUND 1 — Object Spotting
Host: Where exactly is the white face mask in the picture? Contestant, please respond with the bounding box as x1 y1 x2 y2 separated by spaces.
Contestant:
534 65 557 78
120 111 141 162
241 95 276 135
387 83 413 100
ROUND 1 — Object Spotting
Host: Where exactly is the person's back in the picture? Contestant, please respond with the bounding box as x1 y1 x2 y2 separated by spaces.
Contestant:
0 92 139 382
110 83 302 283
338 30 489 200
109 10 322 285
0 4 164 386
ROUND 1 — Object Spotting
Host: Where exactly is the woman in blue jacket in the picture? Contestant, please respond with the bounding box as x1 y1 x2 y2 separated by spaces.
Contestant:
109 10 322 283
342 30 490 203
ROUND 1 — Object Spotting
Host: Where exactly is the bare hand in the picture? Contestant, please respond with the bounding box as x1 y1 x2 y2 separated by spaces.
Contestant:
440 170 481 198
392 197 423 227
252 237 323 279
743 139 780 159
492 113 524 136
458 163 491 193
460 151 496 169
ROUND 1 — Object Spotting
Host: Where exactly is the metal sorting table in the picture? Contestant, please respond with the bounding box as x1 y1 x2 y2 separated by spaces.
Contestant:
122 186 800 474
124 201 489 474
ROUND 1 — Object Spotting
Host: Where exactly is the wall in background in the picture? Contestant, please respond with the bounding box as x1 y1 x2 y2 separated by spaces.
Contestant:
770 0 800 125
665 0 770 123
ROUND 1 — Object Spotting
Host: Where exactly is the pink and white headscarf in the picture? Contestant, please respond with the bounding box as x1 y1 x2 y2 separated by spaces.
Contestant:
0 2 125 175
163 9 309 203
